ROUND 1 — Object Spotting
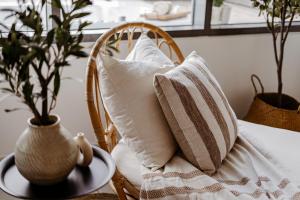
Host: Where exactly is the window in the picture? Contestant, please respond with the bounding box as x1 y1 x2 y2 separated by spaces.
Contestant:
211 0 300 28
60 0 195 31
211 0 266 27
0 0 300 38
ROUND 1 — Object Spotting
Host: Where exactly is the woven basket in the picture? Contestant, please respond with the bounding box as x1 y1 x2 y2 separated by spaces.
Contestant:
244 75 300 132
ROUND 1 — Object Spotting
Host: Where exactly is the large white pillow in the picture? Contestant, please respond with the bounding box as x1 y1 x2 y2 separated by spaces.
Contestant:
126 33 173 63
99 34 177 169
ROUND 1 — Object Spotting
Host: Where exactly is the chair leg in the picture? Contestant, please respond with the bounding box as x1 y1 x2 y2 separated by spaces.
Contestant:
112 172 128 200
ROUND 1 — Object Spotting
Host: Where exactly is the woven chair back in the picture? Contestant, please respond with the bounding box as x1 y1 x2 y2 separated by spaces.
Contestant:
86 22 184 200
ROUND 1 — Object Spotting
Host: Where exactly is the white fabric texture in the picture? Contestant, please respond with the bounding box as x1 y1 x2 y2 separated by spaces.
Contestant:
111 139 143 189
154 51 238 174
239 121 300 186
140 121 300 199
127 33 174 64
100 34 177 169
111 120 300 193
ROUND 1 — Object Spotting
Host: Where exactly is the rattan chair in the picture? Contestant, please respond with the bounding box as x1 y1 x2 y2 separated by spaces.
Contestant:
85 22 184 200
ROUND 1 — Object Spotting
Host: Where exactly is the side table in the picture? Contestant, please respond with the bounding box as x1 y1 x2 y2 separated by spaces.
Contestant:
0 146 116 199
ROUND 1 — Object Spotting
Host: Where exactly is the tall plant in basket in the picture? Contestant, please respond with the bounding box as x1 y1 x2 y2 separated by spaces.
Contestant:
245 0 300 131
0 0 98 185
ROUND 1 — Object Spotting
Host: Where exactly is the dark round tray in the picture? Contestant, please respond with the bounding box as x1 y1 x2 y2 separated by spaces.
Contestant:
0 146 116 199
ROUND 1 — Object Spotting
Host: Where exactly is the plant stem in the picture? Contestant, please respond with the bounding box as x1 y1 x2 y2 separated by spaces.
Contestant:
274 0 288 107
269 1 281 106
41 85 49 124
27 101 42 123
277 61 283 107
270 2 279 66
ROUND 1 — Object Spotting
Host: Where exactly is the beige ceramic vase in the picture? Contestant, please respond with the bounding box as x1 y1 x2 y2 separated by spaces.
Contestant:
14 115 93 185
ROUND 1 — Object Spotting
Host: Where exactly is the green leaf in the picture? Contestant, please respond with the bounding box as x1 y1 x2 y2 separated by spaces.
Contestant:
50 15 62 26
73 0 92 10
4 108 21 113
107 36 120 45
71 12 90 19
105 49 113 57
46 29 55 46
69 50 88 57
52 0 62 9
22 81 33 103
41 0 47 7
77 33 83 43
107 45 119 53
78 21 92 31
57 61 70 67
18 15 36 31
213 0 223 7
18 63 30 82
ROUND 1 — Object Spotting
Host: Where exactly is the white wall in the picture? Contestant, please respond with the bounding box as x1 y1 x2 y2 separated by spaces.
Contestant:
1 33 300 157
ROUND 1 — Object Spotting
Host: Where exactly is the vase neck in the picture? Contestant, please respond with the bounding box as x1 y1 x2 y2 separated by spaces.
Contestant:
28 115 61 130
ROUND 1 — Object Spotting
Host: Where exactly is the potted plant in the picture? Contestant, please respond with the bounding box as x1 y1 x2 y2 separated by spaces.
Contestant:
212 0 231 24
245 0 300 131
214 0 224 7
0 0 95 185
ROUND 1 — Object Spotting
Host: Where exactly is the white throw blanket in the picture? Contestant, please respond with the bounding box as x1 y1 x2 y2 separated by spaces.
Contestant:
140 133 300 200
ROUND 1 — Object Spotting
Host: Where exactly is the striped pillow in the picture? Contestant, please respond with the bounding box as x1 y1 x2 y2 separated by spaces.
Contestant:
154 51 238 174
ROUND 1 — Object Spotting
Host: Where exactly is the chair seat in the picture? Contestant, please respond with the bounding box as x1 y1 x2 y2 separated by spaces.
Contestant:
111 140 143 189
112 120 300 191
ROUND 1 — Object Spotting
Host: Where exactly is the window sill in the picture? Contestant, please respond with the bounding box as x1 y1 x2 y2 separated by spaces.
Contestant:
82 24 300 42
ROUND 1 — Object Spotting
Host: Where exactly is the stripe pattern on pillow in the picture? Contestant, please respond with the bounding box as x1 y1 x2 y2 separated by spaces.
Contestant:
154 51 238 175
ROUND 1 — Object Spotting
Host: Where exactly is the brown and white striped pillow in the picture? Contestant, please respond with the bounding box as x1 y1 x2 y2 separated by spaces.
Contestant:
154 51 238 175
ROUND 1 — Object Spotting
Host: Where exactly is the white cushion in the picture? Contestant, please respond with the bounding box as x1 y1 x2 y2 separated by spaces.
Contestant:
100 35 177 169
111 140 143 189
126 33 172 64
